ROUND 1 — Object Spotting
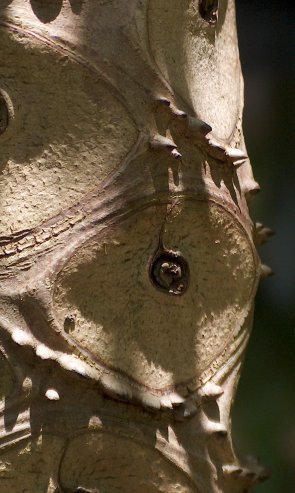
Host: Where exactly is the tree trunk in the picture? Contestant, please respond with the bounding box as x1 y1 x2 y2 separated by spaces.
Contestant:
0 1 270 492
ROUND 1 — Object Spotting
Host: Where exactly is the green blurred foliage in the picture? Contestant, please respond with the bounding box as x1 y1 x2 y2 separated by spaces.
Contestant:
233 2 295 492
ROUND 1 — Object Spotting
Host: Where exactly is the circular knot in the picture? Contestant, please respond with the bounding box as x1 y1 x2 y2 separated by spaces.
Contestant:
150 251 189 295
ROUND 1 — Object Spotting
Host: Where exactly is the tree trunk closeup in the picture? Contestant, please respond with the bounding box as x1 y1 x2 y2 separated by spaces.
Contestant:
0 1 272 492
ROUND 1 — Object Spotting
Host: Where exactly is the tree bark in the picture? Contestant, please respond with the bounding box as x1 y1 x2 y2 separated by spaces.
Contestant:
0 1 270 492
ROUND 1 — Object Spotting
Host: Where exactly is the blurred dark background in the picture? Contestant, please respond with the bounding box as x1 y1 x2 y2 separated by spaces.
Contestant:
233 1 295 492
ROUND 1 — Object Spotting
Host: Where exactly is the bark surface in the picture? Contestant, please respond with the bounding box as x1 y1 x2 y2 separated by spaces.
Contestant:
0 1 269 492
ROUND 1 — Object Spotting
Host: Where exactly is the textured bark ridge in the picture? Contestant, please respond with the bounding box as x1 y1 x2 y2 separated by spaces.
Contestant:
0 1 270 492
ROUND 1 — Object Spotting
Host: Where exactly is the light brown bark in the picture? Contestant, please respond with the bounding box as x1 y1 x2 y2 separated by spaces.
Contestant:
0 1 270 492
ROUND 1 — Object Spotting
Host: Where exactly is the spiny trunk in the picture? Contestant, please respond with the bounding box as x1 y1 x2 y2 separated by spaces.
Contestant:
0 1 270 492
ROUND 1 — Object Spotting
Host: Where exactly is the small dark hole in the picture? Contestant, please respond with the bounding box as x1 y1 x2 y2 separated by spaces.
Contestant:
64 315 75 333
199 0 219 25
150 251 189 296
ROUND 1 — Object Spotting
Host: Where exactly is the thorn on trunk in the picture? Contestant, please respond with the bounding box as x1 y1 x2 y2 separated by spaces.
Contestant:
260 264 273 279
150 134 177 151
254 222 275 246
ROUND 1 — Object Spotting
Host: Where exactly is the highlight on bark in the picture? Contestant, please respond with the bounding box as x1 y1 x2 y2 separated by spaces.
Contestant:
0 1 271 492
